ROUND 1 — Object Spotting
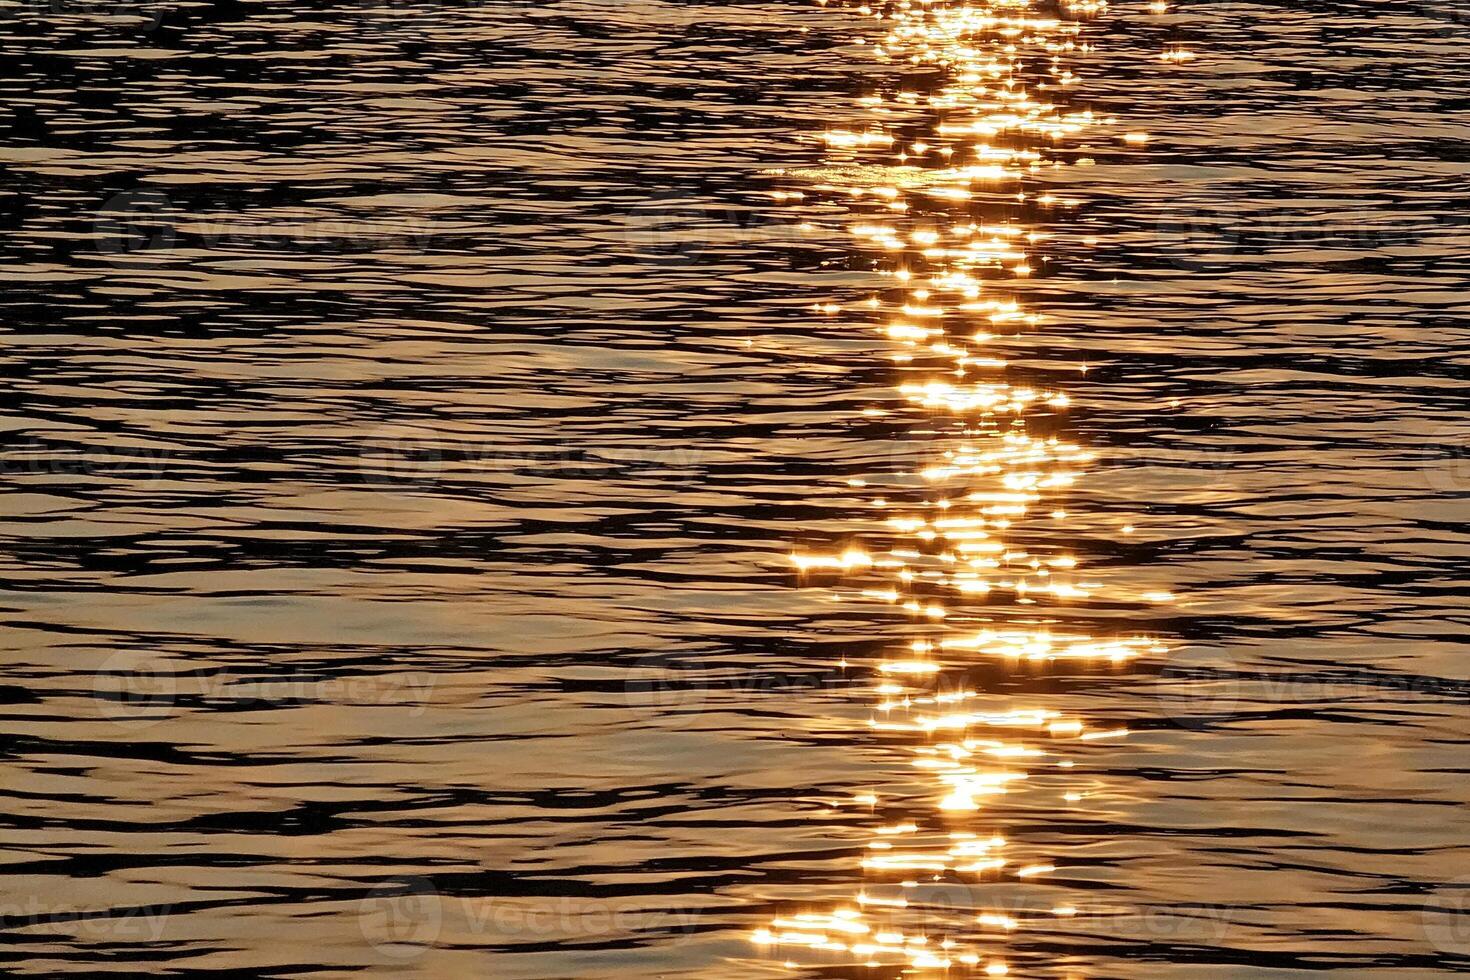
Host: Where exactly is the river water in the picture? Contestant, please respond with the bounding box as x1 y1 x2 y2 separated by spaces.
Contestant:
2 0 1469 977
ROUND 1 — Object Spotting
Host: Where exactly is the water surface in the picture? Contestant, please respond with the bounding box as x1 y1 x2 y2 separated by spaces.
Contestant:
1 0 1469 976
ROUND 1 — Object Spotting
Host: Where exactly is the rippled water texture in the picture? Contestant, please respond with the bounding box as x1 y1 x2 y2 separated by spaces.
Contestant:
2 0 1469 976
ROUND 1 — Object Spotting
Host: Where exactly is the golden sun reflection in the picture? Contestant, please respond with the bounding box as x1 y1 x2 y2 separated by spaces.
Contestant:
756 0 1189 973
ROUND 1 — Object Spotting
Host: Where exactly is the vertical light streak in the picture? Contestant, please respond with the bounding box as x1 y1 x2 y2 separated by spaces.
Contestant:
754 0 1187 972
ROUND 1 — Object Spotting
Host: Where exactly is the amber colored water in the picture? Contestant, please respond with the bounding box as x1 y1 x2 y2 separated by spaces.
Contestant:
2 0 1469 977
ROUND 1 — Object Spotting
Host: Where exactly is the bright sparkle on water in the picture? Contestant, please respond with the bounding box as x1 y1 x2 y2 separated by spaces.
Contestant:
756 0 1185 972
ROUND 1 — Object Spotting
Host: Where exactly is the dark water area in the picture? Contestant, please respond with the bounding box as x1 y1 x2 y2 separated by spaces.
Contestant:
1 0 1469 976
